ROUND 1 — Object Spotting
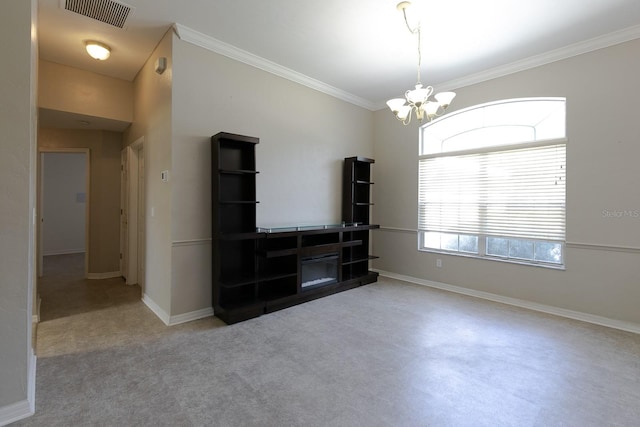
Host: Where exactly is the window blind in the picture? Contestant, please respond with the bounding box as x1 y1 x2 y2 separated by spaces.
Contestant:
418 142 566 241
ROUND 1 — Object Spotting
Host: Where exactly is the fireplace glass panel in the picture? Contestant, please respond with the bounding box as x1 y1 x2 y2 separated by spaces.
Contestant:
301 253 339 289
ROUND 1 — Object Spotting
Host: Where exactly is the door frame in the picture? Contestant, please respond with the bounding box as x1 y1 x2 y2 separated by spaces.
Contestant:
121 137 145 287
38 148 91 278
120 147 129 279
135 140 145 292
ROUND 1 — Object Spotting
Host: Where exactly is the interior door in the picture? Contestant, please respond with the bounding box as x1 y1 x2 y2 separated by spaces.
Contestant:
38 152 45 276
137 147 145 291
120 148 128 279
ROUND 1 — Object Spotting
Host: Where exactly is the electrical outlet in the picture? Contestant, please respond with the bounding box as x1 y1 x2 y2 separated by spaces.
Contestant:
436 259 442 268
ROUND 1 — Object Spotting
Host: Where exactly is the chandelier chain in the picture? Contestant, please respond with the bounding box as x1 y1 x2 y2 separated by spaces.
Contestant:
402 7 421 84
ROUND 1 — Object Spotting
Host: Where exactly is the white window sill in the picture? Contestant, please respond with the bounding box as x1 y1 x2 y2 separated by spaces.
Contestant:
418 248 566 271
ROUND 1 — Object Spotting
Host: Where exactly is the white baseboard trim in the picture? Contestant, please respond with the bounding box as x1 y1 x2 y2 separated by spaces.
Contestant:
168 307 214 326
28 350 36 414
87 271 121 280
0 401 32 427
141 294 214 326
32 295 41 324
374 269 640 335
142 293 171 325
43 249 85 256
0 351 36 426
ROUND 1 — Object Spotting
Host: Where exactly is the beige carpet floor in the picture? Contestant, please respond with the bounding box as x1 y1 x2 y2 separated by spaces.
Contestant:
14 254 640 426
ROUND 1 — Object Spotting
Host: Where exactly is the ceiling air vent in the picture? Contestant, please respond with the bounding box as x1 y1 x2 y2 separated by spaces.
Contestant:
62 0 134 29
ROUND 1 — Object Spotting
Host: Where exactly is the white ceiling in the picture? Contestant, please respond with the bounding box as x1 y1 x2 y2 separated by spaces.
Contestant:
38 0 640 111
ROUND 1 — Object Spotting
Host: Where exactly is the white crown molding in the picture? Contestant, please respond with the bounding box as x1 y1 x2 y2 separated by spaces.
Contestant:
374 24 640 110
175 21 640 112
438 24 640 93
374 269 640 335
173 23 377 111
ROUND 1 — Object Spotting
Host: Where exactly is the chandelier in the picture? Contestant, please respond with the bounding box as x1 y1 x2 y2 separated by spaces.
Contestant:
386 1 455 125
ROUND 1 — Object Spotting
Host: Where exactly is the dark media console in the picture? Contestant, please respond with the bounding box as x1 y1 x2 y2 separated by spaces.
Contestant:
211 132 378 324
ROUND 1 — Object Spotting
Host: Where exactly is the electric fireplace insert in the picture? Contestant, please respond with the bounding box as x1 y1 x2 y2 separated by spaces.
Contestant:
301 253 339 289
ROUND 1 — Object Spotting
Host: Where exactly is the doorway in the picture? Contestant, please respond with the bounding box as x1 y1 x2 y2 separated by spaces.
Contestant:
38 149 90 278
120 137 146 291
35 144 141 331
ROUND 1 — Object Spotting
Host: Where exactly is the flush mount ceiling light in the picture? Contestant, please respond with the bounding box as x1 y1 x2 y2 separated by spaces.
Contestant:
386 2 455 125
85 41 111 60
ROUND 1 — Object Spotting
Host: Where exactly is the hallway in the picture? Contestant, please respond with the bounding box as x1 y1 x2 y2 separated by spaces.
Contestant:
39 254 139 322
36 254 216 358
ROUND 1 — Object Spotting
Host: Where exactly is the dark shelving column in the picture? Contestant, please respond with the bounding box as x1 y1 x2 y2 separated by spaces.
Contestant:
342 156 378 283
211 132 263 324
342 156 374 225
257 233 299 302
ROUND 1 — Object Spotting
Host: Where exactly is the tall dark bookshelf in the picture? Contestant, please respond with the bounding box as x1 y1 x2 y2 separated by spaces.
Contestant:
211 132 263 323
342 156 374 225
211 133 379 324
342 156 378 282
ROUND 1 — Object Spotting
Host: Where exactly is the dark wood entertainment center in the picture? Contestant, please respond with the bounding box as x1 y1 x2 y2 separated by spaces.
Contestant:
211 132 379 324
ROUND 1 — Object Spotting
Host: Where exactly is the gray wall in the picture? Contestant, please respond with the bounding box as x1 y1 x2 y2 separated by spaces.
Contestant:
125 29 174 318
42 153 86 255
0 0 36 421
373 39 640 326
169 34 374 317
125 30 374 320
39 59 133 124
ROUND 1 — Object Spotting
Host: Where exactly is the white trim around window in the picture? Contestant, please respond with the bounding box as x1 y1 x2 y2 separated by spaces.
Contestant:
418 98 567 268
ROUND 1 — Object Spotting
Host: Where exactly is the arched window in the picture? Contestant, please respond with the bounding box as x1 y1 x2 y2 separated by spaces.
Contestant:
418 98 566 267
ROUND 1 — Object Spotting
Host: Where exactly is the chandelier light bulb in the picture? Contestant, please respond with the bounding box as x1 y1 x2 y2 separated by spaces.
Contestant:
397 105 412 121
386 98 407 114
424 101 440 118
85 41 111 60
434 91 456 109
